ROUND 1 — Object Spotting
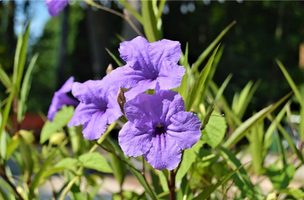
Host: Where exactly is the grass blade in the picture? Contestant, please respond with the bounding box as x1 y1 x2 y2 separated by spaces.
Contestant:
223 92 292 149
191 21 236 73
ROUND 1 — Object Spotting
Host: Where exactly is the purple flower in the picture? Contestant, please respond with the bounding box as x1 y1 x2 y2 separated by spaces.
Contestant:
68 80 123 140
46 0 68 17
104 36 185 99
47 77 79 121
118 90 201 170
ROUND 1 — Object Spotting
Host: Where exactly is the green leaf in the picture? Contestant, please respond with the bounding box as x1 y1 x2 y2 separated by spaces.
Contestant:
0 65 12 89
0 129 7 161
55 157 78 168
266 164 295 190
192 164 244 200
220 147 256 199
19 137 34 177
300 107 304 142
71 184 86 200
78 152 112 173
18 53 39 123
263 105 286 158
19 129 35 144
13 20 31 93
40 105 74 144
201 111 227 148
223 92 292 149
214 74 233 103
6 135 19 159
176 140 204 182
273 116 304 164
247 121 264 175
141 0 160 42
279 188 304 199
276 59 303 106
108 152 127 187
106 48 123 67
29 142 66 199
191 21 236 73
185 45 220 111
178 43 190 100
0 89 15 142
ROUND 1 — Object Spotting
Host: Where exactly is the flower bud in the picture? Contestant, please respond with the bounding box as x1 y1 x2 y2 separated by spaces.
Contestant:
106 63 113 75
117 87 126 115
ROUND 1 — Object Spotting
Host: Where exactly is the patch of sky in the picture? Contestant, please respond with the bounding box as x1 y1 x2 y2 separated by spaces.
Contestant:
8 0 51 47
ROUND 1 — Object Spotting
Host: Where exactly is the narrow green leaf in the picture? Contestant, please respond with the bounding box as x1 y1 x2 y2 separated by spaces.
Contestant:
0 89 15 141
233 81 253 117
106 48 123 67
201 111 227 148
19 137 34 176
29 144 63 199
209 80 242 127
273 115 304 163
0 130 7 161
300 107 304 141
79 152 112 173
178 44 190 100
14 20 31 94
71 184 86 200
141 0 159 42
18 53 39 123
192 21 236 73
176 140 204 182
223 92 292 149
155 0 166 23
220 147 256 199
40 106 74 144
117 0 143 24
247 121 264 174
106 138 158 200
6 135 19 159
238 80 261 119
185 45 220 111
276 59 303 106
0 65 12 89
108 152 127 187
266 164 295 190
263 105 286 154
192 164 244 200
214 74 233 103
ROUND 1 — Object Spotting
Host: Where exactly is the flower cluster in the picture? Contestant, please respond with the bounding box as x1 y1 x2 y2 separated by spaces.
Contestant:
48 36 202 170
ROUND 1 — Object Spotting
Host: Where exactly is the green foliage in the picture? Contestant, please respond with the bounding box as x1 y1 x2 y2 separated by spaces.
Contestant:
1 1 304 200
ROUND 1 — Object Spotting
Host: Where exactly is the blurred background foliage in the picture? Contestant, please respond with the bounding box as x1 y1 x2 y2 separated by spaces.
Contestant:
0 0 303 118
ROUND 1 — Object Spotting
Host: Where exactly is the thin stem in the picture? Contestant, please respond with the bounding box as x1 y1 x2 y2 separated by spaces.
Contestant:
169 170 176 200
83 0 144 37
0 162 24 200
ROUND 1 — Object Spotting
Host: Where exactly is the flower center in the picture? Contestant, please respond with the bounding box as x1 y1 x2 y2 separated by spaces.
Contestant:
154 123 166 136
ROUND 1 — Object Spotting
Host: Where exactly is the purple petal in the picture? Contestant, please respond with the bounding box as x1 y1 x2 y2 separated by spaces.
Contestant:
47 77 79 121
58 76 74 93
68 103 100 127
119 122 154 157
124 93 162 127
71 80 105 105
46 0 68 17
166 112 201 150
144 134 182 170
119 37 150 71
156 61 185 90
149 39 181 71
82 111 108 140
